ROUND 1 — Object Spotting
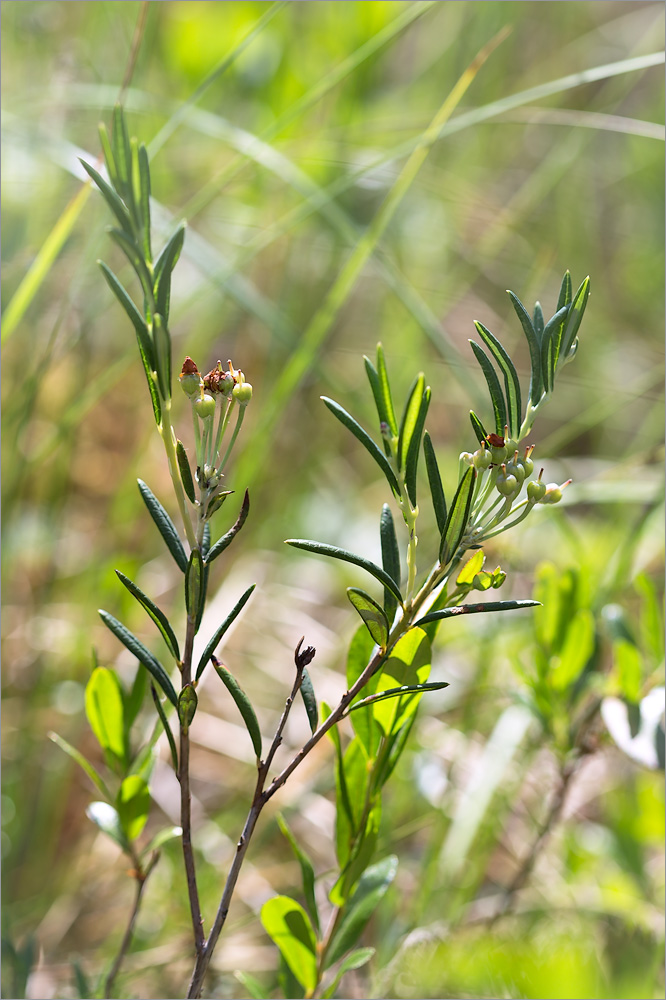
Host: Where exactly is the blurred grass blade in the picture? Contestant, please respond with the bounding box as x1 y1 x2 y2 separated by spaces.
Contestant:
137 479 187 572
469 341 506 434
299 668 318 734
48 731 113 801
286 539 404 605
195 583 256 680
347 588 389 649
206 489 250 564
404 385 431 507
473 321 521 439
212 659 262 759
414 599 540 627
1 182 91 343
321 397 401 497
508 290 543 404
151 684 178 772
423 432 447 533
115 570 180 662
439 467 476 566
98 610 178 707
380 503 401 621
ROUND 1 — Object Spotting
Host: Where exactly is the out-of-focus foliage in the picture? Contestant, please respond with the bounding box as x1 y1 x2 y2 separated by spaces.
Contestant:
1 2 663 998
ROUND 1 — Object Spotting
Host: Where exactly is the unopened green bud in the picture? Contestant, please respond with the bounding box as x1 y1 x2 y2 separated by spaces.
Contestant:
232 381 253 405
473 447 492 471
194 393 216 419
527 479 547 502
460 451 474 466
496 466 519 497
491 567 506 589
539 480 571 504
472 571 492 591
179 357 202 398
178 684 198 732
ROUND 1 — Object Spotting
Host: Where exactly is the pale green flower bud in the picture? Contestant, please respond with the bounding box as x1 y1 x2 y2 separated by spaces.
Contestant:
460 451 475 466
496 465 519 497
527 479 547 502
233 381 253 405
539 480 571 504
473 446 492 471
194 393 216 419
179 357 202 398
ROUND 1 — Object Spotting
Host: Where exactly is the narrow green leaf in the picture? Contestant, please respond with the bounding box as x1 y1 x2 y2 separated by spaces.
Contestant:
404 386 431 506
300 668 318 734
276 814 320 935
423 432 447 534
106 226 153 296
151 684 178 772
325 856 398 968
540 305 568 395
195 583 256 680
206 489 250 564
137 479 187 572
349 681 448 713
261 896 318 994
397 374 425 472
414 598 540 627
473 321 522 439
154 224 186 322
559 275 590 360
363 357 390 453
98 121 119 192
508 290 543 404
379 503 400 621
138 143 152 263
212 659 263 759
557 270 573 311
469 341 506 435
117 775 151 842
72 959 91 1000
85 667 126 764
153 313 171 401
48 731 113 801
176 440 196 504
376 343 398 437
533 301 544 339
185 549 204 623
86 801 129 851
142 824 182 856
98 610 178 707
112 104 132 194
78 158 132 234
347 588 389 648
321 397 400 497
286 539 403 604
322 948 375 999
371 627 431 737
439 467 476 566
234 972 269 1000
115 570 180 662
97 261 155 370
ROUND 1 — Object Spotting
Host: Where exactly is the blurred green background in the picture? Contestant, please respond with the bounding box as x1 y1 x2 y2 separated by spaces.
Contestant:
1 2 664 998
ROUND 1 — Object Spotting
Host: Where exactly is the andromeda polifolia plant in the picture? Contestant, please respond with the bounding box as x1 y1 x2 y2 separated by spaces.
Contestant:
52 107 590 1000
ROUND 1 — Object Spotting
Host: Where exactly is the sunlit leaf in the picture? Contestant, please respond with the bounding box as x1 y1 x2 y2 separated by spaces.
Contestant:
48 731 112 801
85 667 126 764
116 775 151 842
372 628 431 737
86 801 128 852
261 896 318 994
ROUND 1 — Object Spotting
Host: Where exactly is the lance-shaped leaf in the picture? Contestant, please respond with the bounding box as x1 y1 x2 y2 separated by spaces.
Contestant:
153 313 171 401
151 684 178 772
508 290 543 405
111 103 132 198
137 479 187 572
559 275 590 361
286 539 403 605
540 305 568 395
98 122 119 192
468 410 488 447
48 731 113 801
363 357 390 454
349 681 448 713
261 896 318 995
206 489 250 564
379 503 400 621
137 143 152 263
557 270 573 311
85 667 126 765
79 158 132 235
212 659 262 759
376 343 398 437
533 301 545 339
177 440 196 503
325 856 398 968
154 224 186 323
371 627 431 737
469 341 506 435
185 549 204 623
321 397 400 497
439 467 476 567
299 668 318 734
115 570 180 662
86 801 129 852
423 432 447 534
195 583 256 680
106 227 153 297
98 262 155 370
277 815 320 935
98 610 178 707
397 373 426 474
404 385 431 507
116 775 151 842
347 588 389 649
414 598 541 628
473 321 522 440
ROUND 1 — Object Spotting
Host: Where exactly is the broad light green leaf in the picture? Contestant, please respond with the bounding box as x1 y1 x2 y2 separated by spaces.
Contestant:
137 480 187 572
456 550 485 586
614 639 642 704
48 731 112 801
372 628 431 737
98 610 178 707
347 588 389 649
212 659 262 759
346 625 381 758
86 801 129 852
115 570 180 662
473 321 521 439
397 373 425 473
177 440 196 504
335 737 372 872
206 489 250 564
299 668 318 734
116 775 151 842
85 667 126 764
277 814 320 934
550 608 595 691
423 431 447 534
261 896 318 994
469 340 506 435
379 503 400 621
414 599 540 627
404 386 431 507
195 583 256 679
508 290 543 404
439 466 476 567
325 856 398 968
286 539 403 604
321 397 401 497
